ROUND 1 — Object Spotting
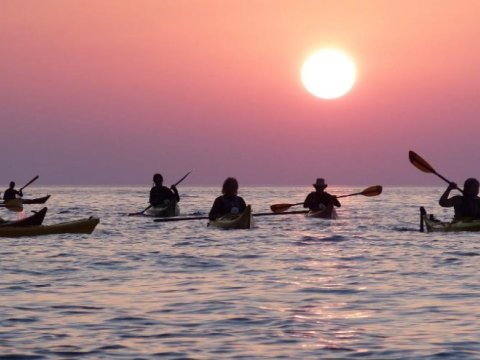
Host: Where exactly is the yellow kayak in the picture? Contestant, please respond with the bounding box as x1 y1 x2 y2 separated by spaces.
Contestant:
0 217 100 237
208 205 253 229
421 206 480 232
305 204 338 219
145 201 180 217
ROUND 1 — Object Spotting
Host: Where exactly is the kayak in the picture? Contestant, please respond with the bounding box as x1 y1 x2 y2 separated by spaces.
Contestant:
0 216 100 237
305 204 338 219
0 207 47 227
21 195 51 204
420 206 480 232
208 205 253 229
145 201 180 217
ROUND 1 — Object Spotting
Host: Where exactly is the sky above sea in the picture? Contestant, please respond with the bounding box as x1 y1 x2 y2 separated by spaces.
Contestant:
1 1 479 186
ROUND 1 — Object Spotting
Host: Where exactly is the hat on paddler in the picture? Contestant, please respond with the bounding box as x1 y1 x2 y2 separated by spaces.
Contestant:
313 178 328 189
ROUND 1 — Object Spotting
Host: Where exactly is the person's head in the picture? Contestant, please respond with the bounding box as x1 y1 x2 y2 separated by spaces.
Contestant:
222 177 239 196
464 177 479 197
313 178 328 191
9 181 15 189
153 173 163 186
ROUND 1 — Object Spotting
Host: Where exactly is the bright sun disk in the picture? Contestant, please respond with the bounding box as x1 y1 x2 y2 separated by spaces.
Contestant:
301 49 356 99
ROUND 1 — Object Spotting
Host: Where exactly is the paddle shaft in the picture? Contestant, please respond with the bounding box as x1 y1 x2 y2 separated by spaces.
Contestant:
337 191 365 198
154 210 310 222
19 175 39 192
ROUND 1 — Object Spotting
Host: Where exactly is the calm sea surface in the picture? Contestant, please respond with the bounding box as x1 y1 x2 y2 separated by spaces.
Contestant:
1 186 479 359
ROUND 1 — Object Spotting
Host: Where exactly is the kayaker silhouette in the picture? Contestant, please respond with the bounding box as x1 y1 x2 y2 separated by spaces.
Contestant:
149 173 180 209
208 177 247 221
439 177 480 220
3 181 23 201
303 178 341 211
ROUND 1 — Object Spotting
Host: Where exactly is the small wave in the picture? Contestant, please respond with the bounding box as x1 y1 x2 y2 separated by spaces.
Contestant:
294 235 347 245
445 251 479 257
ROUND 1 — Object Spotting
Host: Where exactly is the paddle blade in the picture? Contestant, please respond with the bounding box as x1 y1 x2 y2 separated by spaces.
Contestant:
4 199 23 212
409 151 436 174
270 202 304 213
270 204 293 213
360 185 383 197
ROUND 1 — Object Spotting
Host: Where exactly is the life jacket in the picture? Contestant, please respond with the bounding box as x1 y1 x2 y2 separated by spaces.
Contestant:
454 196 480 219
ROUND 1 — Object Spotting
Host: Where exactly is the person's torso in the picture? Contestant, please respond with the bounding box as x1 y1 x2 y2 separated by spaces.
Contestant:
3 189 16 201
150 186 174 202
454 196 480 219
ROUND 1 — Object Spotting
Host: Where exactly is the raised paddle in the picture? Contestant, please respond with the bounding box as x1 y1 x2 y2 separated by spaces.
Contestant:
408 151 463 193
269 185 383 213
153 210 310 222
128 171 192 216
19 175 39 192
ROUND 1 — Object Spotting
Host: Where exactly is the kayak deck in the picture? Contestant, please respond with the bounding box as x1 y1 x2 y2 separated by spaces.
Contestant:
420 206 480 232
208 205 253 229
305 204 338 219
145 202 180 218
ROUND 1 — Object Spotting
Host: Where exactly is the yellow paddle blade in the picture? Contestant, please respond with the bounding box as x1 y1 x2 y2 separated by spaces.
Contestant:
270 202 304 213
361 185 383 197
409 151 435 174
4 199 24 212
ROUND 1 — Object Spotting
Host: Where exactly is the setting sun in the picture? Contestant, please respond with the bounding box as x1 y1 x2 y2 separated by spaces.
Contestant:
301 49 356 99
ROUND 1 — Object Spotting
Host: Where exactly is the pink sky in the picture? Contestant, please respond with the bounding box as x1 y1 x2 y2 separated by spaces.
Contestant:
1 0 480 186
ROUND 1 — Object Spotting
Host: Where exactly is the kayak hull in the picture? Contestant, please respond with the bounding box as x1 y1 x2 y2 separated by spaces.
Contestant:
21 195 51 204
145 202 180 217
0 217 100 237
0 207 47 227
208 205 253 229
305 204 338 219
421 206 480 232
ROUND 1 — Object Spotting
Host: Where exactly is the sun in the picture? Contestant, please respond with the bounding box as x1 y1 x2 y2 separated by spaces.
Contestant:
301 49 356 99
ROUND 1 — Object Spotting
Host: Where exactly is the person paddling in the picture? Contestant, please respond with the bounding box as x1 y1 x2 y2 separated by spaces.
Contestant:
209 177 247 220
439 178 480 220
303 178 341 211
3 181 23 201
149 173 180 210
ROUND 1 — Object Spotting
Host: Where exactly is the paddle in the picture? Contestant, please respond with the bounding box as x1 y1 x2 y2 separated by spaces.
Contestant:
269 185 383 213
128 171 192 216
153 210 310 222
408 151 463 193
19 175 39 192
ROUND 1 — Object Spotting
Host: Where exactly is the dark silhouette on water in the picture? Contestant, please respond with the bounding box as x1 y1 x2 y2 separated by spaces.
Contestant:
439 178 480 220
209 177 246 221
303 178 341 211
3 181 23 201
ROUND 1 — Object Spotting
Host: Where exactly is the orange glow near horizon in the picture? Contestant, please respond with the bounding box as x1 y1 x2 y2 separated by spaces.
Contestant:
1 1 480 185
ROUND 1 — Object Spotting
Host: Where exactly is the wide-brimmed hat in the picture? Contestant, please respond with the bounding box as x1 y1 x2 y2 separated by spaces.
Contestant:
313 178 328 188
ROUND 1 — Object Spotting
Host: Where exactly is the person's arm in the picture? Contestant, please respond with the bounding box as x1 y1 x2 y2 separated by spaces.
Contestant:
170 185 180 202
238 196 247 212
331 194 341 208
209 197 222 220
439 182 458 207
303 193 314 209
149 187 157 206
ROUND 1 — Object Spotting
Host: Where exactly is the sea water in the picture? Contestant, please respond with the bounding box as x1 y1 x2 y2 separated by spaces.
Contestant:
1 186 479 359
